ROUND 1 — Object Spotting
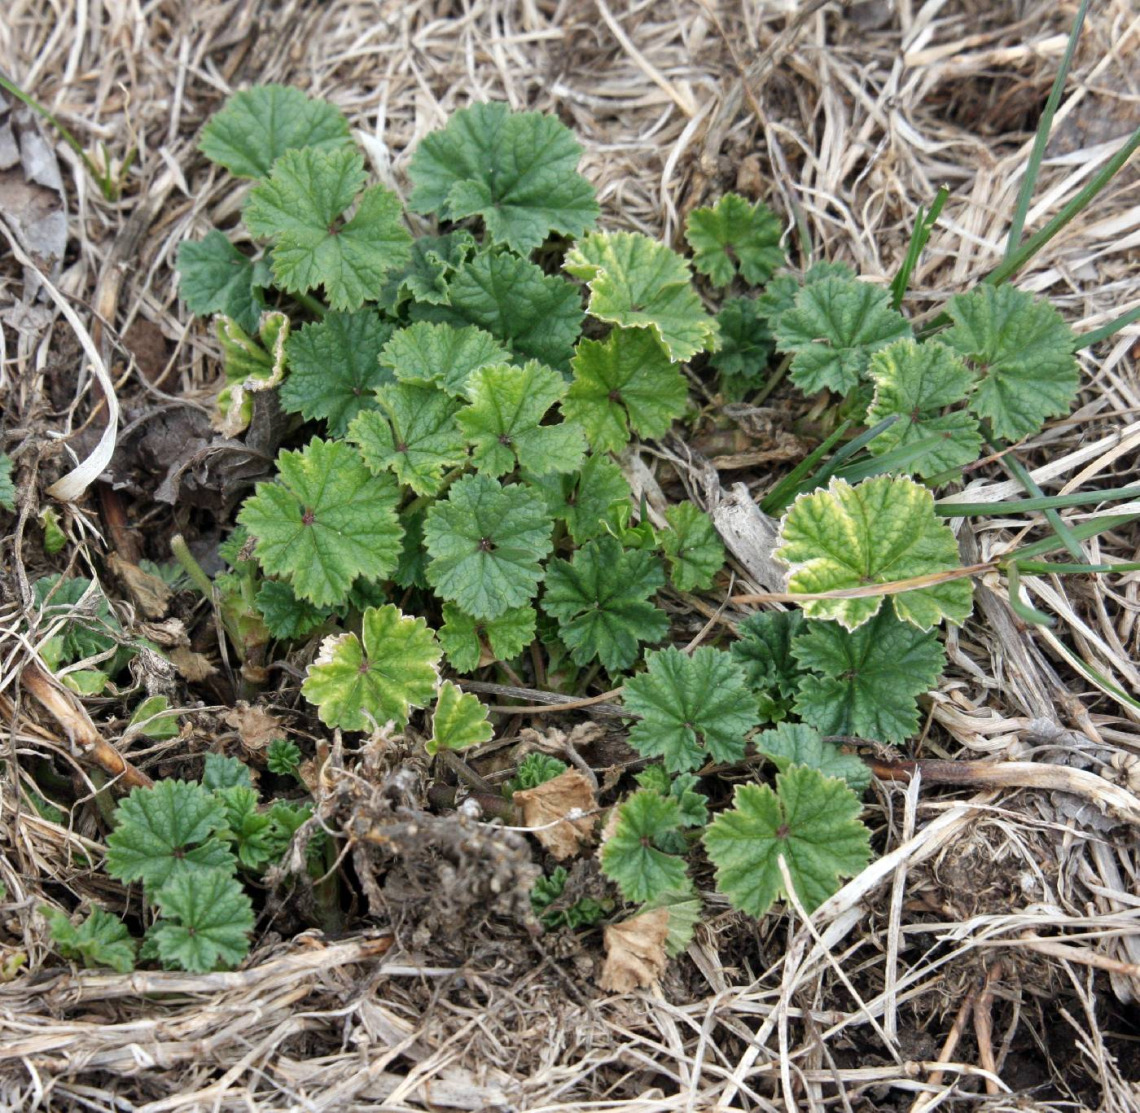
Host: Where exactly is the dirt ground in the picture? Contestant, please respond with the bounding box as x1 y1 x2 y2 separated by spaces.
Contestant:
2 0 1140 1110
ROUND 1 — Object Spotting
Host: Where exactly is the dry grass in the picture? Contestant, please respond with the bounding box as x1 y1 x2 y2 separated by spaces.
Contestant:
1 0 1140 1109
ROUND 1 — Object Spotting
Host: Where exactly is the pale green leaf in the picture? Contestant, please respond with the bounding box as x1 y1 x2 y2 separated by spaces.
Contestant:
506 753 568 795
413 252 583 368
214 312 289 435
437 602 536 672
127 696 180 741
753 722 871 792
201 753 253 793
423 474 553 620
564 231 718 362
281 310 395 436
564 328 688 452
427 680 493 755
865 339 981 478
623 647 758 773
660 503 724 591
775 476 973 631
151 870 254 972
458 360 586 476
348 382 466 495
239 438 403 608
942 284 1079 441
301 604 441 731
199 85 351 179
540 536 668 673
244 146 412 310
685 193 784 286
792 607 946 743
0 453 14 512
703 767 871 916
774 275 912 394
408 101 598 254
46 906 136 973
381 320 510 399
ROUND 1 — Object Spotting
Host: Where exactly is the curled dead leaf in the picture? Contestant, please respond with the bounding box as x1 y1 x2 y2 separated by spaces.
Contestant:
169 645 217 682
223 702 284 752
600 907 670 992
513 768 597 860
108 553 171 618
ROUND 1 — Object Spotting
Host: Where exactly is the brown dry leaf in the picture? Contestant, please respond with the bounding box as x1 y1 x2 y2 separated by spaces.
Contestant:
224 702 284 752
108 553 171 618
169 646 216 683
513 769 597 860
600 907 670 993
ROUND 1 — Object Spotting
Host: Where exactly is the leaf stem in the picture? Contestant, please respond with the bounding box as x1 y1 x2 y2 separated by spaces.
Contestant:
170 534 215 599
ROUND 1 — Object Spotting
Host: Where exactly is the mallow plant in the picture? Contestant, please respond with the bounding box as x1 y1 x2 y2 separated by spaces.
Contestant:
39 75 1139 973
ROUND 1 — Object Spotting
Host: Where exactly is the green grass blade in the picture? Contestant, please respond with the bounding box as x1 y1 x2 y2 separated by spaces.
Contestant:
760 421 851 516
1005 0 1090 256
1012 559 1140 574
936 484 1140 517
991 439 1083 560
890 186 949 310
1009 513 1140 561
1005 562 1054 627
1075 303 1140 350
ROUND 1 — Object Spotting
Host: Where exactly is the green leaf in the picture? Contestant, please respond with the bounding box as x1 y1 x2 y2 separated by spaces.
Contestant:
408 101 598 255
423 474 553 620
199 84 352 179
774 276 912 394
393 506 429 590
600 791 689 903
244 146 412 310
458 360 586 477
415 252 583 368
710 298 774 397
755 262 856 333
151 869 254 972
33 575 124 670
266 738 302 777
753 722 871 793
46 906 136 973
634 766 708 829
214 312 289 435
202 753 253 792
660 503 724 591
564 328 688 452
215 785 278 869
525 453 632 544
239 438 403 607
941 284 1079 441
730 609 806 724
792 607 945 743
564 231 718 362
623 646 758 773
40 508 67 554
703 767 872 917
302 604 441 731
0 453 15 511
280 310 395 437
437 602 536 672
348 382 466 495
506 753 569 796
381 321 511 399
530 867 610 931
255 579 328 639
377 230 477 312
427 680 493 755
685 194 784 287
127 696 180 741
642 889 702 956
865 339 982 478
176 230 265 333
775 475 973 631
105 780 234 892
541 536 668 673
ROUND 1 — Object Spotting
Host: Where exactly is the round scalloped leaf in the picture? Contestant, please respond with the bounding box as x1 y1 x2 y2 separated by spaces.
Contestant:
151 870 254 973
564 231 718 362
244 146 412 310
774 475 973 631
660 502 725 591
865 339 981 479
199 85 352 179
437 602 536 673
408 101 598 255
774 275 912 395
301 604 441 731
176 230 265 333
703 768 871 917
942 284 1079 442
753 721 872 793
600 791 689 903
381 321 511 399
238 438 402 608
685 194 784 287
423 474 553 620
792 607 946 743
525 453 632 545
